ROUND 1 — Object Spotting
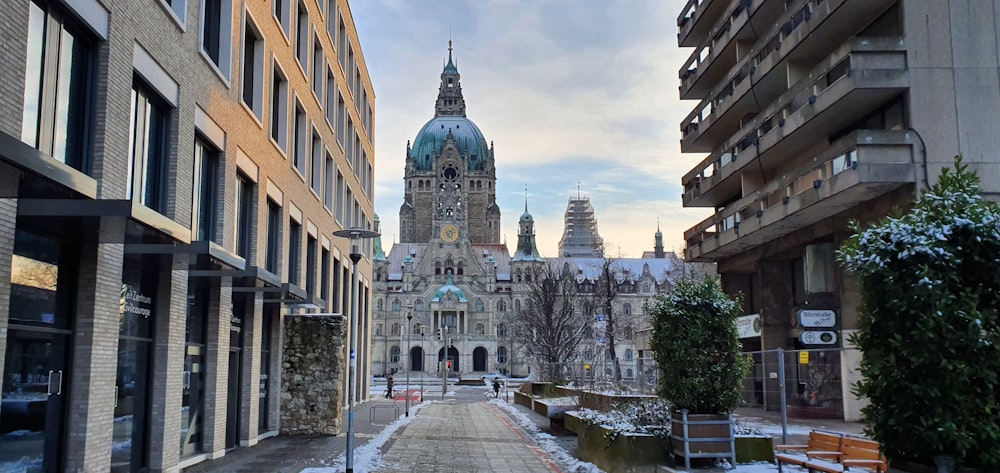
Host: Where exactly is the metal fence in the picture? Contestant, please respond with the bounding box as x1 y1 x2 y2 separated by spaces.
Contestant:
740 347 858 420
530 358 660 394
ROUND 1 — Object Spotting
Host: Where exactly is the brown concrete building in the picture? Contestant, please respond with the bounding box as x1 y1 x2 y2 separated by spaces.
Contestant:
676 0 1000 421
0 0 375 470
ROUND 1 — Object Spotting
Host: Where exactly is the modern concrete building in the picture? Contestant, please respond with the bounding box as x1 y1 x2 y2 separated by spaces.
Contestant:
676 0 1000 420
0 0 375 470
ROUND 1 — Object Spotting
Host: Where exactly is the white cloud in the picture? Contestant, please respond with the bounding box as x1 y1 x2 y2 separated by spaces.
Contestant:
353 0 709 257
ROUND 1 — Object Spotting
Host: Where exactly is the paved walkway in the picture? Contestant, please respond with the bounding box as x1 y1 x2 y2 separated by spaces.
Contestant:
375 402 563 473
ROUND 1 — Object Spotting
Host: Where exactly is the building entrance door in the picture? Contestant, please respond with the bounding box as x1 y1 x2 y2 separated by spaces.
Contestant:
472 347 487 372
410 347 423 371
225 348 241 450
1 229 76 471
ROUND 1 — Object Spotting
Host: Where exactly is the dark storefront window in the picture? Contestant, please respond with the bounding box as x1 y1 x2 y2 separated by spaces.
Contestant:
113 264 156 472
226 297 247 449
21 0 94 171
180 283 209 458
1 230 77 472
258 308 275 434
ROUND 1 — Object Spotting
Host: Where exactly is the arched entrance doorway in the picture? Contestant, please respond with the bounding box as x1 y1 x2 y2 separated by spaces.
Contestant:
410 346 424 371
438 346 459 371
473 346 487 372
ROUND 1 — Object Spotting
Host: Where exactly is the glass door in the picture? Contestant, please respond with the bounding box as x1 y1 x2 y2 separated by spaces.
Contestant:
1 228 75 472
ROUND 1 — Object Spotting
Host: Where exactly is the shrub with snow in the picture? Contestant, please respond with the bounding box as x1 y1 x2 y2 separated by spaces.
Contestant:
571 397 672 441
838 156 1000 470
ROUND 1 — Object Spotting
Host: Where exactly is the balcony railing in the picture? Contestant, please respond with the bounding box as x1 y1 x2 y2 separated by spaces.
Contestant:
684 130 915 260
678 0 758 100
681 37 907 206
678 0 730 47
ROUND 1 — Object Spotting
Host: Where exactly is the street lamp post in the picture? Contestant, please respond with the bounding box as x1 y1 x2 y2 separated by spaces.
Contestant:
405 305 413 416
332 227 379 473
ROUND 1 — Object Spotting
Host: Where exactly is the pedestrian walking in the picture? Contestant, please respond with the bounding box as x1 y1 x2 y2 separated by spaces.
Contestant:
386 375 394 399
492 376 502 398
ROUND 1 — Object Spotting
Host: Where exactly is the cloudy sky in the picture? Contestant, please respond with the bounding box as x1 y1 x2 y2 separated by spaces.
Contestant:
351 1 708 258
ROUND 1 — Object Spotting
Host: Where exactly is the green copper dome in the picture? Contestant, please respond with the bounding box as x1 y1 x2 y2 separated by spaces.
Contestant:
410 116 488 171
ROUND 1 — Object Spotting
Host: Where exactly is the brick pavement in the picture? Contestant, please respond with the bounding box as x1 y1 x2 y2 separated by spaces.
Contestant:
374 402 564 473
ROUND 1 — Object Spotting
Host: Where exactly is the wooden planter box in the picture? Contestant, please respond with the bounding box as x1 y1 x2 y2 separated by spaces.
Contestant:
513 390 533 409
577 391 658 412
576 419 671 473
735 435 773 462
670 410 736 469
532 397 577 420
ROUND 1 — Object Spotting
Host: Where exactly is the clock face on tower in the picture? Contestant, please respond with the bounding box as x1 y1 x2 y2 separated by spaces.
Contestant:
440 224 459 242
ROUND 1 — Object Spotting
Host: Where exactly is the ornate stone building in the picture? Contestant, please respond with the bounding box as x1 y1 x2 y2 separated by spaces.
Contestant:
372 44 712 381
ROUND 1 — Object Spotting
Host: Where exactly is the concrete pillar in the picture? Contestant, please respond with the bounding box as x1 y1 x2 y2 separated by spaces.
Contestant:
64 216 126 472
239 291 263 446
147 253 188 472
202 281 231 458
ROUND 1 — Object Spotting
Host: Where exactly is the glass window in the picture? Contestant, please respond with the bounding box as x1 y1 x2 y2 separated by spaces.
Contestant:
127 80 170 213
180 283 209 458
270 65 288 150
258 309 274 433
335 170 345 223
21 0 94 171
200 0 223 66
273 0 289 35
320 247 330 302
389 346 400 363
235 173 254 258
295 1 308 68
497 346 507 364
115 264 157 472
497 324 507 337
310 129 322 193
288 219 301 285
325 67 336 126
265 199 281 273
293 101 307 176
475 323 484 335
306 234 317 296
241 16 264 117
324 152 334 210
312 33 323 97
192 138 219 242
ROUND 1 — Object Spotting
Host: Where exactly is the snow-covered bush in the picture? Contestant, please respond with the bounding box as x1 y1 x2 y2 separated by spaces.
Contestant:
571 397 672 443
649 275 748 414
838 156 1000 470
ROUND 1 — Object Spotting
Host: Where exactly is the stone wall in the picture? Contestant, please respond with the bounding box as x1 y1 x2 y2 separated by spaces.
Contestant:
281 316 346 435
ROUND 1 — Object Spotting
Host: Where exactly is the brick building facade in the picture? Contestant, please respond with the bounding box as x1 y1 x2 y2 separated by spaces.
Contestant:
0 0 375 470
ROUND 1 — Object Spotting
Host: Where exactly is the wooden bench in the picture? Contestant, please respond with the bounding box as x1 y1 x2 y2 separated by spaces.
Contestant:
775 431 844 473
804 436 887 473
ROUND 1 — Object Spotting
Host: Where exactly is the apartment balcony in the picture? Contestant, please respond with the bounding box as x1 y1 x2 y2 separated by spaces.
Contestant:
682 38 908 204
678 0 786 100
683 130 916 261
678 0 729 47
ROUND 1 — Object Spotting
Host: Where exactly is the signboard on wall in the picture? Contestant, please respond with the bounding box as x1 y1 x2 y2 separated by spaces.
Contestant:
798 309 836 328
736 313 762 339
800 330 838 345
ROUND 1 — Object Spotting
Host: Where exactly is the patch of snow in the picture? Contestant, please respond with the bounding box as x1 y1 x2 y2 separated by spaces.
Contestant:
299 400 431 473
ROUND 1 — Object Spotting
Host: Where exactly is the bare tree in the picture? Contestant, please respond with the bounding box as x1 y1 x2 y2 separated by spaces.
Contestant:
511 263 590 382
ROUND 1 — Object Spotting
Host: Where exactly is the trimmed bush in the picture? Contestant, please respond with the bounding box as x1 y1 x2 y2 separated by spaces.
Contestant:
838 156 1000 470
649 275 748 414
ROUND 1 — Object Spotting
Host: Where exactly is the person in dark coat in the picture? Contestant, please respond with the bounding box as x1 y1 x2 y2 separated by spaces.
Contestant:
492 377 502 398
386 375 394 399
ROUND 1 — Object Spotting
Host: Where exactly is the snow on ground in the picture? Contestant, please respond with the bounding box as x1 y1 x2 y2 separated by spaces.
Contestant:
299 400 431 473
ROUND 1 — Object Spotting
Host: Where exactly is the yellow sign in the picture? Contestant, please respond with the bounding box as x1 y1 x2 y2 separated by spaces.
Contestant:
584 364 591 370
799 351 809 364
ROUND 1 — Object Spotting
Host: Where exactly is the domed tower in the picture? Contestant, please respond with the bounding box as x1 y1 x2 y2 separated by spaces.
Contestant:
513 199 543 262
399 41 500 244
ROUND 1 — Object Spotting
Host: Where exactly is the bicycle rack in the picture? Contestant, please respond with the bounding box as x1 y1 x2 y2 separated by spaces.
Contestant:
369 404 400 426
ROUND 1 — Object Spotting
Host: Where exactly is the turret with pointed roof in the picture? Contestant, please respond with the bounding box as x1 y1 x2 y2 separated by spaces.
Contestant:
513 197 543 262
435 40 466 117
